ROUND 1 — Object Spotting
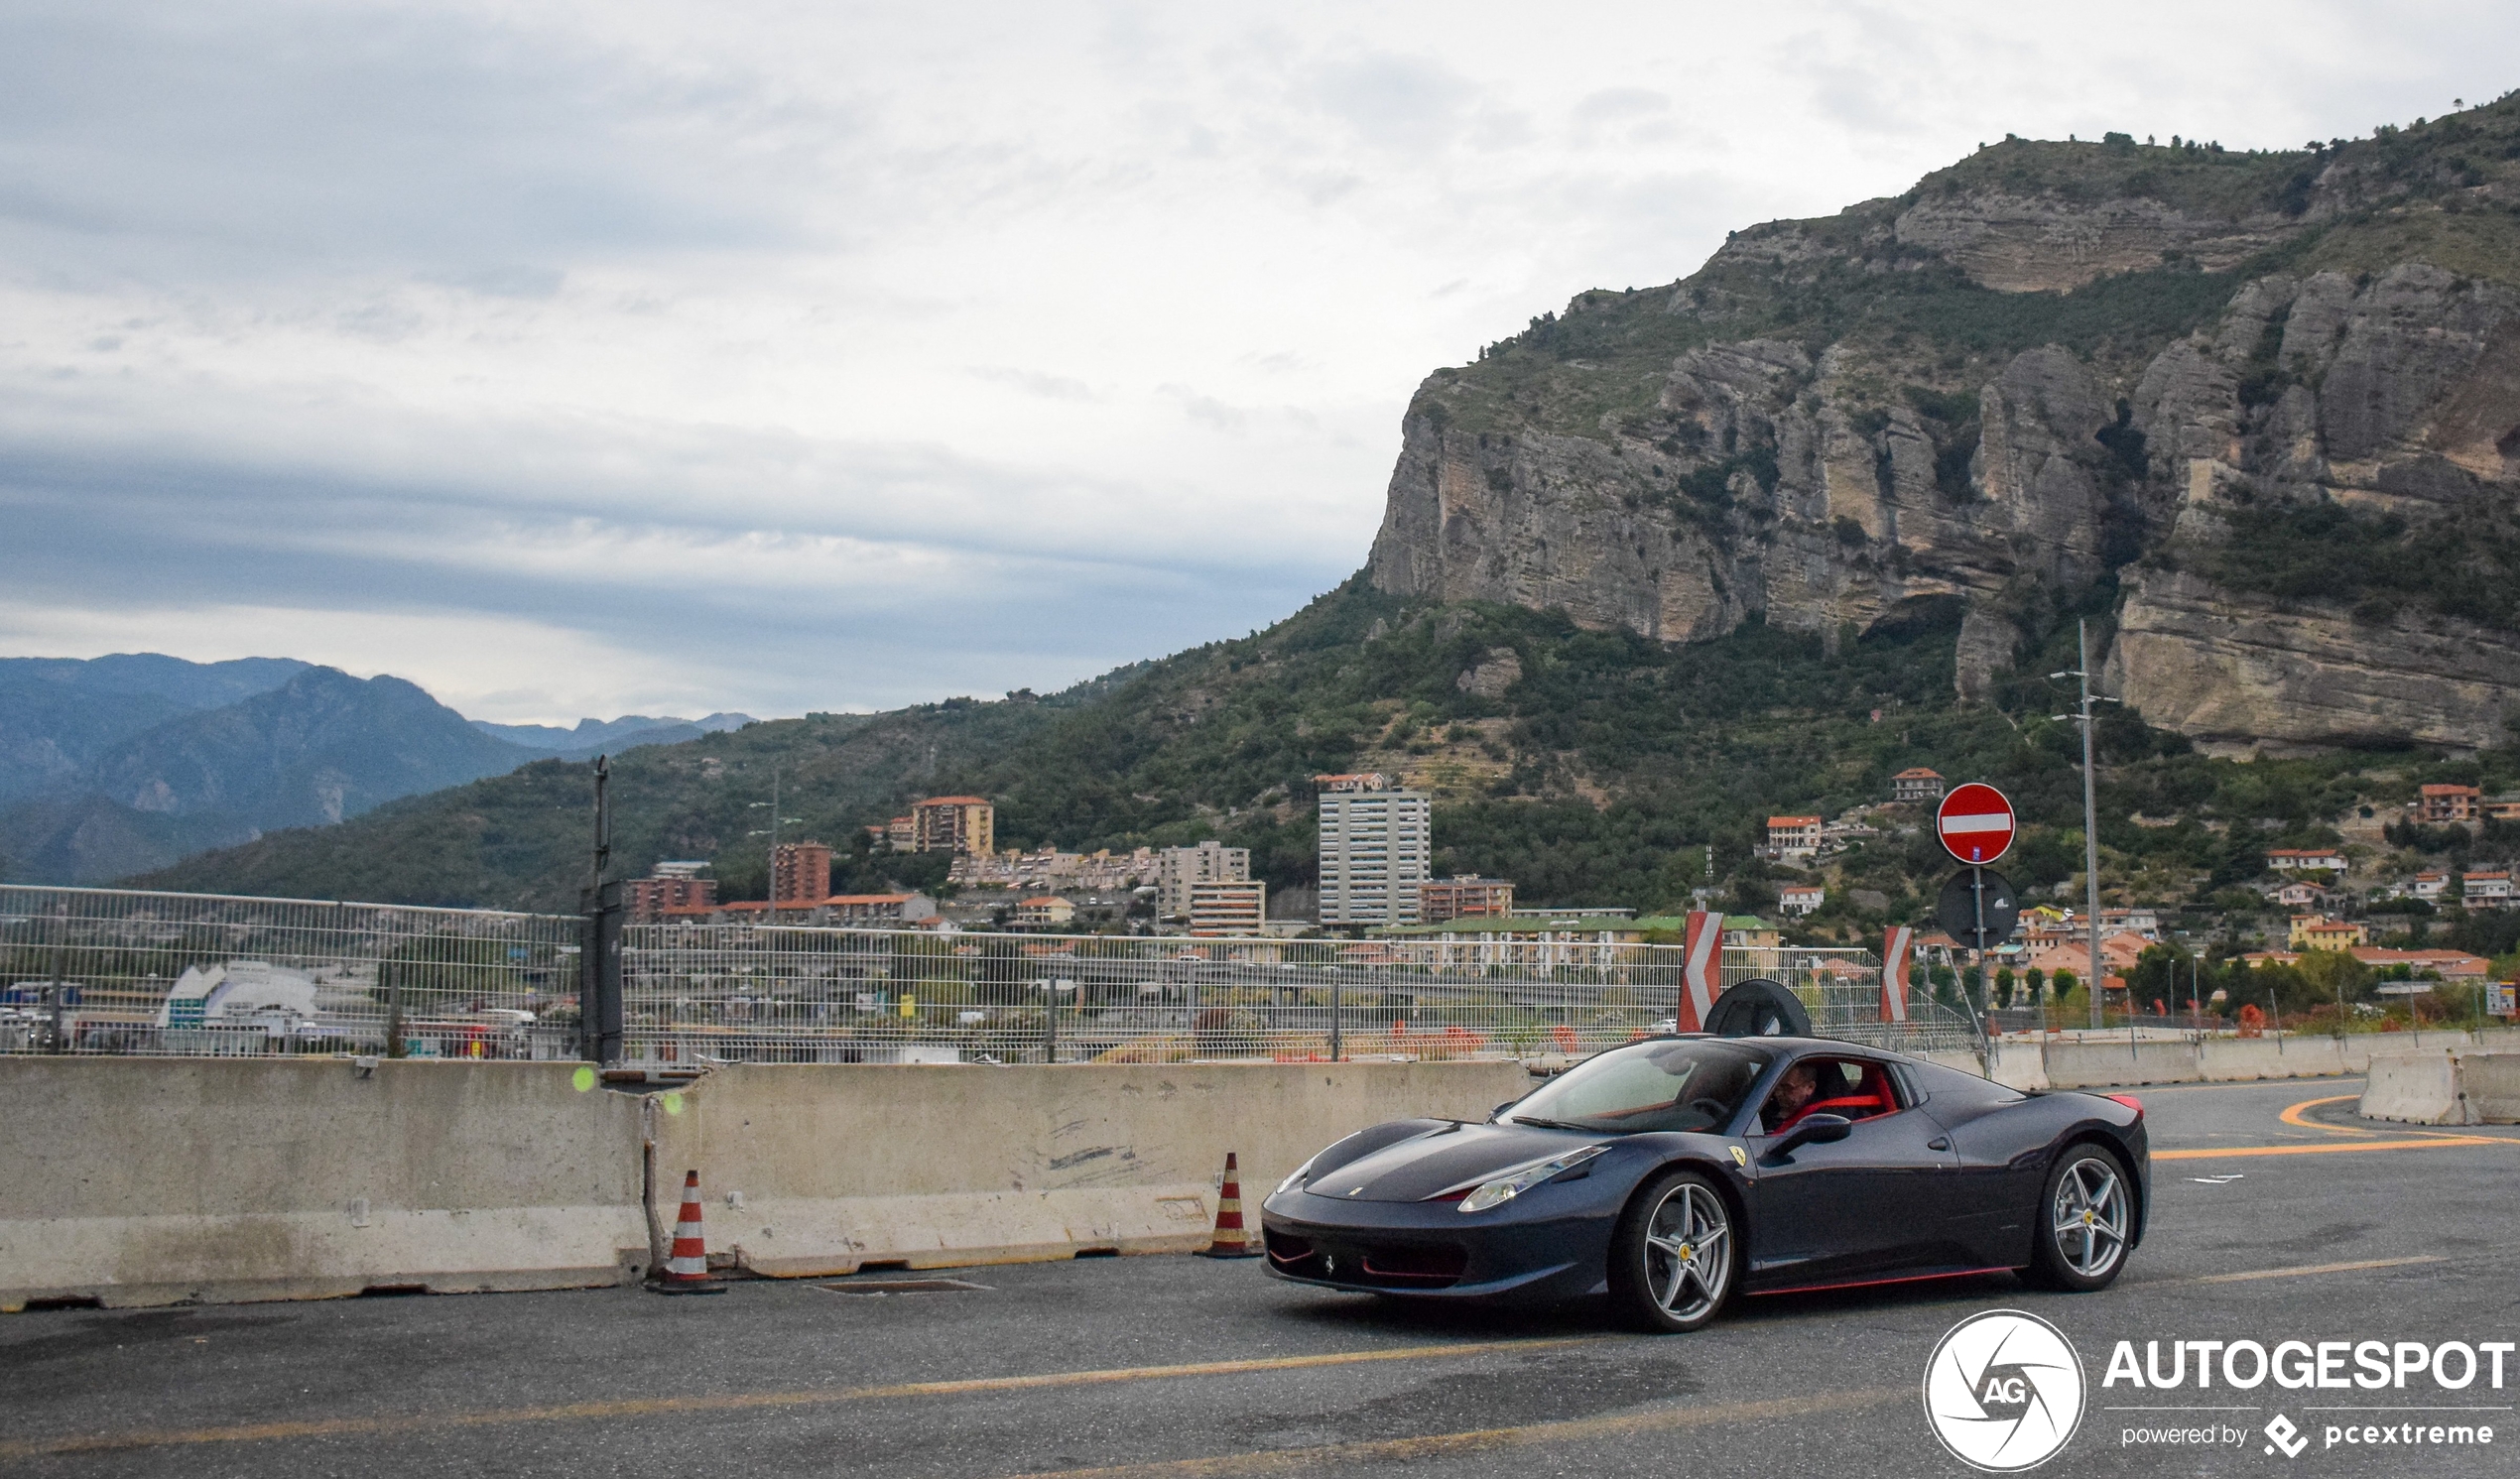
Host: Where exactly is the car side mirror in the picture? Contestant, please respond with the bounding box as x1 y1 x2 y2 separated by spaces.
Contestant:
1767 1113 1852 1161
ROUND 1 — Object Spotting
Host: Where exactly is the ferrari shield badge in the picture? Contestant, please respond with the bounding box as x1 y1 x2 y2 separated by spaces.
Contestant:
1728 1146 1747 1168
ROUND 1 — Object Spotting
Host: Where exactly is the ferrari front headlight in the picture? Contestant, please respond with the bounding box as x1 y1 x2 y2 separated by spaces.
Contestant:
1457 1145 1606 1213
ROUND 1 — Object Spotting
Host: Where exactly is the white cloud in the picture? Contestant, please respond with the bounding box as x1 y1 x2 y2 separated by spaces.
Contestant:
1 0 2514 720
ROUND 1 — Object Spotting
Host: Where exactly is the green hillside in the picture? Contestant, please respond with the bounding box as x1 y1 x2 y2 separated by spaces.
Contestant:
132 574 2518 946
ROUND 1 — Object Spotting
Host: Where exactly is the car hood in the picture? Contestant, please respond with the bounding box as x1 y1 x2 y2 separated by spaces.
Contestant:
1295 1121 1598 1204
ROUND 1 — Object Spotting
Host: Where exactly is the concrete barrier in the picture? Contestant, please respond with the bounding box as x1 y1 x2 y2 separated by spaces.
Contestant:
2358 1050 2464 1124
2457 1053 2520 1123
0 1057 647 1311
2359 1049 2520 1125
654 1060 1526 1277
0 1056 1526 1309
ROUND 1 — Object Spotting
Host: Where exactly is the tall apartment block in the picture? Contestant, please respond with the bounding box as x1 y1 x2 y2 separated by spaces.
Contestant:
771 841 832 905
910 796 995 854
1315 779 1431 927
1158 840 1250 918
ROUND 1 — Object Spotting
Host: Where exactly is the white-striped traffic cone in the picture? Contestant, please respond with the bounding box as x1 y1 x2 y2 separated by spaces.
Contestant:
1195 1152 1262 1259
652 1170 726 1294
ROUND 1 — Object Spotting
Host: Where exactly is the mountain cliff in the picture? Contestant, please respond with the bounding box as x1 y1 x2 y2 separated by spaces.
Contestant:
1370 101 2520 752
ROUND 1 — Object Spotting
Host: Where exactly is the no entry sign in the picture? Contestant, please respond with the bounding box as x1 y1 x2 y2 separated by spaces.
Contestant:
1937 783 2016 864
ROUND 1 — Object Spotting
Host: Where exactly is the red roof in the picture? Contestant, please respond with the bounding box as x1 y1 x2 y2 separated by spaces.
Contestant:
1767 815 1821 827
2422 784 2480 797
1893 767 1942 780
917 796 990 807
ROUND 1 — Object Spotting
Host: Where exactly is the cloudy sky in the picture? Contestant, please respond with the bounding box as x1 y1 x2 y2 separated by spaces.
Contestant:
0 2 2508 722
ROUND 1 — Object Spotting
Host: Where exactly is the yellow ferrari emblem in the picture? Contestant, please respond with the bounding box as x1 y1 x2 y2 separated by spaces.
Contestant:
1728 1146 1747 1168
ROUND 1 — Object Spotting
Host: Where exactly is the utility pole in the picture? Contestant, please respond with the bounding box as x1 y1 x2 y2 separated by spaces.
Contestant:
2052 620 2110 1034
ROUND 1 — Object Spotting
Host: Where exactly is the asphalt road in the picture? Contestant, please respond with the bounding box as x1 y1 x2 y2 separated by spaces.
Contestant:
5 1076 2517 1478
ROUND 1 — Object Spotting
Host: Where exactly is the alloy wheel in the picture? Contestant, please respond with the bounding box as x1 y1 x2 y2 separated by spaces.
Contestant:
2049 1157 2127 1279
1641 1181 1731 1320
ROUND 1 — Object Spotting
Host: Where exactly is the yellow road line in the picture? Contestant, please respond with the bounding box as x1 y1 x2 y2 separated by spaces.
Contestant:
1003 1386 1906 1479
2155 1135 2502 1160
2280 1093 2383 1136
0 1337 1608 1461
2196 1256 2448 1285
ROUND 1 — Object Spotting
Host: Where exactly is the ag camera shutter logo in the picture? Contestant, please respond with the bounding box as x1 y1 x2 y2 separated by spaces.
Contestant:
1924 1310 2088 1471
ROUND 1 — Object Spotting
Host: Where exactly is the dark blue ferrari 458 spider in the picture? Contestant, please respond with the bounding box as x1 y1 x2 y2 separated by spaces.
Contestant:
1261 1034 2147 1331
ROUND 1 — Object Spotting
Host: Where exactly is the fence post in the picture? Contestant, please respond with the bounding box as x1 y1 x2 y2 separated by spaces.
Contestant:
580 880 625 1065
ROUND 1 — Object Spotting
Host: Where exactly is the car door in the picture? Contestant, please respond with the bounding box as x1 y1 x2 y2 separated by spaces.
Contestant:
1909 1060 2048 1269
1745 1055 1956 1287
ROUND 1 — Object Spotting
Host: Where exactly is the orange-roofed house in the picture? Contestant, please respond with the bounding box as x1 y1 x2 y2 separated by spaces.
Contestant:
1012 895 1075 928
2419 785 2481 823
1767 815 1822 860
2288 915 2369 951
1890 768 1946 803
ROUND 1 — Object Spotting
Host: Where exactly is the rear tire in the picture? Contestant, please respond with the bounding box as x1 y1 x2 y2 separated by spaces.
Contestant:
2026 1147 2131 1292
1607 1169 1736 1333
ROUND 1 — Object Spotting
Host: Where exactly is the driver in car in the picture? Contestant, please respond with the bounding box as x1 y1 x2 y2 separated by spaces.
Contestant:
1759 1061 1819 1135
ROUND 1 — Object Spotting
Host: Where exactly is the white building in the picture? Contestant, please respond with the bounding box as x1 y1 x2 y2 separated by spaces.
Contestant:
1158 840 1250 919
1318 787 1432 927
1777 884 1826 917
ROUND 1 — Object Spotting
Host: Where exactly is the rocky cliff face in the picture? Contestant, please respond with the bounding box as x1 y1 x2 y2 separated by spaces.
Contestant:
1370 102 2520 750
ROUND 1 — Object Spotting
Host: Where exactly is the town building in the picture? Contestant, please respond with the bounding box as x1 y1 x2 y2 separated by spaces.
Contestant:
1158 841 1250 919
1012 896 1076 929
2487 799 2520 821
2412 872 2449 901
771 842 832 906
1420 876 1516 924
1317 780 1431 927
627 864 717 920
1890 768 1947 803
2419 785 2481 823
951 845 1160 892
2096 907 2163 938
1524 906 1636 922
2266 847 2346 872
2288 915 2370 951
1766 815 1823 860
1187 880 1267 936
1777 884 1826 917
1721 916 1782 948
2271 880 2330 910
1314 772 1394 795
2351 946 2489 979
823 893 938 925
910 797 994 855
2462 871 2513 906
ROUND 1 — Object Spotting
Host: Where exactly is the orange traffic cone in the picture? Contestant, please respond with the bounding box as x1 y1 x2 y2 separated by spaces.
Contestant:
652 1170 726 1294
1196 1152 1262 1259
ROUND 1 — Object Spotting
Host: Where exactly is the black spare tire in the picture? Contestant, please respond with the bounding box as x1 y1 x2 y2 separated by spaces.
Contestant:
1703 978 1811 1038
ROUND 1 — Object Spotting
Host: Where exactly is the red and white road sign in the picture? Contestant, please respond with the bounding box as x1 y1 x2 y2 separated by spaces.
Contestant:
1937 783 2016 864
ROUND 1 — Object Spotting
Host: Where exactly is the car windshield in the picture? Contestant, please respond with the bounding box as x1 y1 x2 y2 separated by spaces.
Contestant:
1505 1040 1774 1134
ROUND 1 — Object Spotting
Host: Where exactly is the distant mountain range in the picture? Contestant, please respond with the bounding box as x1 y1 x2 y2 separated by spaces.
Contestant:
0 654 754 885
472 712 753 759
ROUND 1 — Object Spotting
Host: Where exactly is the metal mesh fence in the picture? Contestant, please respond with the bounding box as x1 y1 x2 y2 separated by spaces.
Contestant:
612 923 1980 1065
0 886 581 1058
0 886 1980 1063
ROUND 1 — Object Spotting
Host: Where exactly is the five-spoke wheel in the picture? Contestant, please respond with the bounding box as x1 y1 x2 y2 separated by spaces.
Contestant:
1610 1169 1736 1331
2029 1148 2130 1291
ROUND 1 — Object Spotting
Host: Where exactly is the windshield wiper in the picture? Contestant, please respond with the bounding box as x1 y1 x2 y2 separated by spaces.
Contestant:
1507 1115 1591 1131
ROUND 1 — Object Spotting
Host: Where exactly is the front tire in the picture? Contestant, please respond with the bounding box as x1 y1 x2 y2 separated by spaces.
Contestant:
1608 1169 1736 1332
2027 1147 2131 1291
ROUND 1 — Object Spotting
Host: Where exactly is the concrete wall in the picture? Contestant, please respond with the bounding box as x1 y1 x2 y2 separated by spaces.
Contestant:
2360 1050 2520 1125
1996 1029 2520 1091
0 1058 647 1310
656 1061 1529 1277
0 1057 1526 1310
